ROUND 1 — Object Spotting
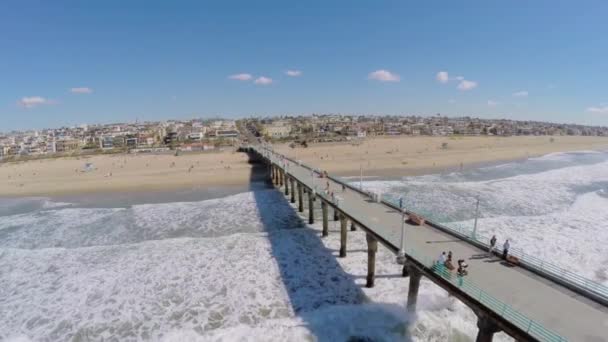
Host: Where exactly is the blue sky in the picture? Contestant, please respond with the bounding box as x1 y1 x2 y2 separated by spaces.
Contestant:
1 0 607 131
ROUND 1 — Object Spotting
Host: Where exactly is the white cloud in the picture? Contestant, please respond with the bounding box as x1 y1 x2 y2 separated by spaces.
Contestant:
254 76 273 85
368 69 400 82
457 80 478 91
70 87 93 94
18 96 54 108
455 76 465 81
436 71 449 84
285 70 302 77
587 106 608 113
487 100 499 106
448 99 456 104
512 90 529 97
229 73 253 81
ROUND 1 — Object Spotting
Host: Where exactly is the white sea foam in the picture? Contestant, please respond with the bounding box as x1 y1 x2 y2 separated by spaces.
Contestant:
0 187 512 341
0 191 302 249
452 191 608 285
9 151 602 341
363 152 608 285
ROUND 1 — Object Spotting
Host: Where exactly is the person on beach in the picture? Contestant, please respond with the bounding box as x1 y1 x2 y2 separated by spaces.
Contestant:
489 235 497 257
502 239 510 260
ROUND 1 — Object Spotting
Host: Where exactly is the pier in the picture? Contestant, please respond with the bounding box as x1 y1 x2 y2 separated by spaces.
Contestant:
244 145 608 342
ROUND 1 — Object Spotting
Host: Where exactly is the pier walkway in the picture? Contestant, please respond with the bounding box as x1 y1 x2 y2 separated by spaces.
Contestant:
248 145 608 342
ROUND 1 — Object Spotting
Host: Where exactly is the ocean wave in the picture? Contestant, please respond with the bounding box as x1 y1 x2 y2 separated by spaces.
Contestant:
0 190 303 250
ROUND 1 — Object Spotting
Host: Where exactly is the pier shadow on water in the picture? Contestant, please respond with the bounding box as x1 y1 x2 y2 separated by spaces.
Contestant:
243 150 411 341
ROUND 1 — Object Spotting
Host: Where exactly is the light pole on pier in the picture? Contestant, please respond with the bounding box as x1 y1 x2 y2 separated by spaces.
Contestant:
396 196 406 265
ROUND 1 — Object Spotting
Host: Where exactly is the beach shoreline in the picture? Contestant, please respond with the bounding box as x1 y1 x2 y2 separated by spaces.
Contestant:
2 135 607 197
275 135 608 178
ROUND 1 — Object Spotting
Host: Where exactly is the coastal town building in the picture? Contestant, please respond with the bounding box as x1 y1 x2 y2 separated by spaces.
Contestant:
1 115 607 161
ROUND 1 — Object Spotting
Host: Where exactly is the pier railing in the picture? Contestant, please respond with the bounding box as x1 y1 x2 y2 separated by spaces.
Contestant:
255 146 572 341
379 194 608 306
254 146 607 307
408 248 568 342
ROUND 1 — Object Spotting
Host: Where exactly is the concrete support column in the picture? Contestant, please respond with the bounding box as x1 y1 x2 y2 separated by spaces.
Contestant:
321 201 329 237
279 169 284 186
475 313 501 342
284 174 289 196
402 264 409 277
350 221 357 231
271 165 276 184
297 183 304 212
308 190 315 224
406 264 422 313
290 178 296 203
366 233 378 288
339 214 348 257
274 166 279 185
333 208 339 221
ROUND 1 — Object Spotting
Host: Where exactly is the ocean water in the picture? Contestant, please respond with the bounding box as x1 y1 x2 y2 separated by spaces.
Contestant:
2 151 605 341
0 184 493 342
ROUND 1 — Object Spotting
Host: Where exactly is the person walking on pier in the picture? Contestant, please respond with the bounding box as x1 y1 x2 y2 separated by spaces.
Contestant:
438 251 446 264
436 251 447 274
489 235 497 257
502 239 510 260
444 252 455 279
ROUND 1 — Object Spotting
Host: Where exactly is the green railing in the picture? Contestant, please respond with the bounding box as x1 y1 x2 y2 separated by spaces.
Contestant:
406 246 568 342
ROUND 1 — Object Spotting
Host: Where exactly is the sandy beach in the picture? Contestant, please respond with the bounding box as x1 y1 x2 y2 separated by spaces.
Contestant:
2 136 608 196
0 150 255 196
274 135 608 178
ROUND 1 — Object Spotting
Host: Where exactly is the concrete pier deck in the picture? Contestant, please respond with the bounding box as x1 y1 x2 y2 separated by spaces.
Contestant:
259 148 608 342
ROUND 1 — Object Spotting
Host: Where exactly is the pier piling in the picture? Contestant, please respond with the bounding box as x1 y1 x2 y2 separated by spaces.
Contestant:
322 201 329 237
297 183 304 212
406 264 422 313
366 233 378 287
475 313 501 342
290 178 295 203
339 214 347 257
284 174 289 196
308 190 315 224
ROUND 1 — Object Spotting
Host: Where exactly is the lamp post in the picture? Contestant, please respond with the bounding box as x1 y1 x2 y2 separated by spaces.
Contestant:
396 196 406 265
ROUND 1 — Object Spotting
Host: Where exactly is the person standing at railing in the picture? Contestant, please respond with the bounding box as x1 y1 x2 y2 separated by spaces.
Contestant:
502 239 510 260
489 235 497 257
444 253 455 279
